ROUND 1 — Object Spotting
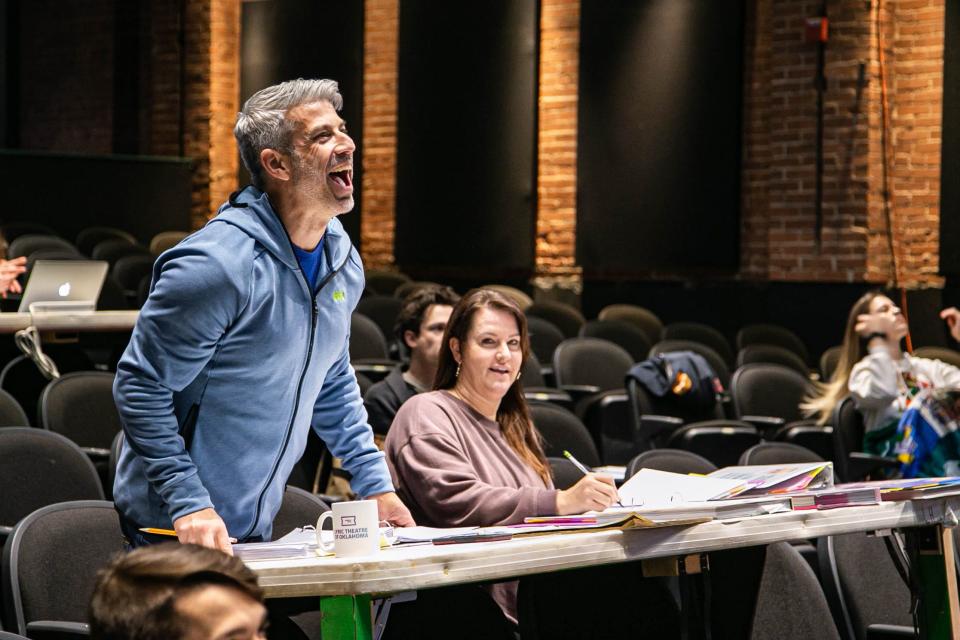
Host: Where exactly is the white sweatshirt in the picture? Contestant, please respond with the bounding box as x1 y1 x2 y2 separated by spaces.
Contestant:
848 346 960 432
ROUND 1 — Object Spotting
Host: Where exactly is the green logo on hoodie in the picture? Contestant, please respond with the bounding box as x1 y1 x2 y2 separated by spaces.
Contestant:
332 290 346 303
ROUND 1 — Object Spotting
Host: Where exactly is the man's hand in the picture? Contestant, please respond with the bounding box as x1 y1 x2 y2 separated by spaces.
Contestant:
370 491 415 527
940 307 960 343
173 507 234 554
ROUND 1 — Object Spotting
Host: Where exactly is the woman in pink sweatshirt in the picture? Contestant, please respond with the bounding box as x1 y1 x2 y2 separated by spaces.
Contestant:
384 288 618 625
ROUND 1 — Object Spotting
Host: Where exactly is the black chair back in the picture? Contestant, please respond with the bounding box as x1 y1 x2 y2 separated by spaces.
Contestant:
530 402 600 467
149 230 189 256
76 227 137 257
739 442 824 466
831 395 865 482
91 238 150 266
553 337 633 392
526 316 565 369
112 254 155 296
0 428 103 539
750 542 842 639
547 457 582 490
356 295 403 344
736 344 809 377
350 313 391 361
579 319 651 363
39 371 120 451
650 339 732 388
7 234 77 260
272 486 330 539
662 322 735 368
818 534 913 640
1 500 122 637
365 270 411 296
526 301 585 339
668 421 762 468
0 388 29 427
597 304 664 344
626 448 717 478
820 345 843 382
730 363 812 423
0 351 94 426
736 323 810 365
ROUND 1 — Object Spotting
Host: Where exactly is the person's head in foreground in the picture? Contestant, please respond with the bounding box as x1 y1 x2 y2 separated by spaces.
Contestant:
90 543 267 640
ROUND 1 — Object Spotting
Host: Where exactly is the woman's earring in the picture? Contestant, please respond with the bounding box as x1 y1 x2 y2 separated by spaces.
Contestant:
516 371 522 381
455 362 461 378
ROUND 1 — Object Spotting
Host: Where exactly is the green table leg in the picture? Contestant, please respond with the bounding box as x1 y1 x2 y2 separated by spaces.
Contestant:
320 594 373 640
907 525 960 640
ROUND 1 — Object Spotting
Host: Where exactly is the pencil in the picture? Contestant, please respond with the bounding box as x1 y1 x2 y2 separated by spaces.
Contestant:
139 527 238 543
563 450 623 507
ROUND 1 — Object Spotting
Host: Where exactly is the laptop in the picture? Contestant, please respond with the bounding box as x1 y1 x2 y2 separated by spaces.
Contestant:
18 260 109 313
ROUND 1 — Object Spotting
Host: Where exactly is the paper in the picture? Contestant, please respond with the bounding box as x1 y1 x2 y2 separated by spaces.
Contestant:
617 468 746 507
706 462 833 498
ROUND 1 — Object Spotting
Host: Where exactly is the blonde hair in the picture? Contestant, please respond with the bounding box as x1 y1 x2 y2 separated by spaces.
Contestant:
801 291 886 424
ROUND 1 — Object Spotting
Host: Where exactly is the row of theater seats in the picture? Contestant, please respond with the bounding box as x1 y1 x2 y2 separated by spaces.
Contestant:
0 417 912 640
1 222 189 310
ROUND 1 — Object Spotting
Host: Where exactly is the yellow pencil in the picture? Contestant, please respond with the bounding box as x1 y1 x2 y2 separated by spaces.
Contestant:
139 527 238 543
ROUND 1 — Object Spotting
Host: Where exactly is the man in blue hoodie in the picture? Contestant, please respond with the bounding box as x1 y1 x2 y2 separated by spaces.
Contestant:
113 79 414 553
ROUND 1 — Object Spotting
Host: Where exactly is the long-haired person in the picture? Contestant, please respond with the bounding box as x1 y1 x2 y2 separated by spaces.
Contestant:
384 288 617 628
804 291 960 465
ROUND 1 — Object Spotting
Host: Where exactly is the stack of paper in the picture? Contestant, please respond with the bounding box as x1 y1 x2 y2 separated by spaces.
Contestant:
706 462 833 499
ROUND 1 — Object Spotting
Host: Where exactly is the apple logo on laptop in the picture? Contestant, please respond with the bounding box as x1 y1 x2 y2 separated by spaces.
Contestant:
58 282 71 297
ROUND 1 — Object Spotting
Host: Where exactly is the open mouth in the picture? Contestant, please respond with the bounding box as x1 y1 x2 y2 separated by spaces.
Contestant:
490 367 510 376
327 167 353 197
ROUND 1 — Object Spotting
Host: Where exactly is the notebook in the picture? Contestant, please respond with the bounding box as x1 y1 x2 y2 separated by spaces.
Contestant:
18 260 109 313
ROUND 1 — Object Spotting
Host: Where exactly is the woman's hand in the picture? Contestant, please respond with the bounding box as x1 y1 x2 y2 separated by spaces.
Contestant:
556 474 619 515
0 257 26 298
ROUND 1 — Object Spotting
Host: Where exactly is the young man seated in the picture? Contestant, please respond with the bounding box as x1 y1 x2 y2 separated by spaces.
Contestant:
364 284 459 435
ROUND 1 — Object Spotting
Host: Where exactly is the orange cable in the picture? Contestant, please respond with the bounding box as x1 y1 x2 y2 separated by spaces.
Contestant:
875 0 912 351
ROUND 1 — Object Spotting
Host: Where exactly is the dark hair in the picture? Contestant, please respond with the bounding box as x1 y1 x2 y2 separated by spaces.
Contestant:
89 543 263 640
434 288 549 483
394 284 460 344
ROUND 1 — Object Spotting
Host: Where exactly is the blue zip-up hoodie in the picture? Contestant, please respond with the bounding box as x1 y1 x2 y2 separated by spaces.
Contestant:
113 186 393 540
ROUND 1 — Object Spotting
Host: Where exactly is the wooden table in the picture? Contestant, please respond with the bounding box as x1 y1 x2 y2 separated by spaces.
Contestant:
247 496 960 639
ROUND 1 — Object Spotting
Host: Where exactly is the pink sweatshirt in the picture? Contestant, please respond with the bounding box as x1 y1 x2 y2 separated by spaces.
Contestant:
385 390 558 621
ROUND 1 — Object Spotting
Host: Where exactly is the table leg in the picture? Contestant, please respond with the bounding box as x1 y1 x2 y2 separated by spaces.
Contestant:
320 594 373 640
906 525 960 640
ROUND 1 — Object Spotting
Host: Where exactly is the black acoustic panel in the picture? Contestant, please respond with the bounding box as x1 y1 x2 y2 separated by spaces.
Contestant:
396 0 537 274
942 0 960 274
240 0 364 246
577 0 743 272
0 151 191 242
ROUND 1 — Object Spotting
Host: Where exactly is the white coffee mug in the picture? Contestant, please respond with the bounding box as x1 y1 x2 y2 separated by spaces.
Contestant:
316 499 380 557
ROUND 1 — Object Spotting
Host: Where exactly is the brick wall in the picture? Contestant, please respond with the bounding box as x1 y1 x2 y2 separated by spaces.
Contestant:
741 0 945 288
208 0 240 219
360 0 399 270
534 0 581 295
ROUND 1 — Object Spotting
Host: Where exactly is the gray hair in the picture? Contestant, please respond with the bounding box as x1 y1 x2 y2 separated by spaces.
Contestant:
234 78 344 190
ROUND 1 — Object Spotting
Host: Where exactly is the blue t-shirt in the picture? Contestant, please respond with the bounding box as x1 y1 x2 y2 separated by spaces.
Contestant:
293 235 325 292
